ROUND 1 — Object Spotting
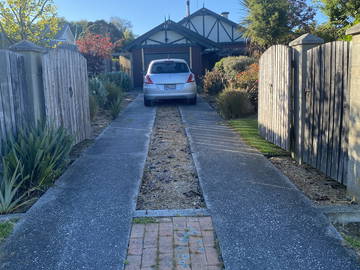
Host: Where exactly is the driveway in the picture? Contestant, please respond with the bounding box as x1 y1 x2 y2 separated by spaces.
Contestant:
1 95 359 270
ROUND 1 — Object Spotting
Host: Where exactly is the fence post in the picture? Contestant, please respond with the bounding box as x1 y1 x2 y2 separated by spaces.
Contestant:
9 40 47 125
346 24 360 200
289 34 324 163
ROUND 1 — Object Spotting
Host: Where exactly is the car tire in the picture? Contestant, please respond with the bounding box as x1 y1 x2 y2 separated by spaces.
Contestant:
144 98 152 107
189 95 197 105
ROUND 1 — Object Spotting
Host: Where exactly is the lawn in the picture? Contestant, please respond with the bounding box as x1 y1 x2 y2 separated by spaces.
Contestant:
228 117 289 157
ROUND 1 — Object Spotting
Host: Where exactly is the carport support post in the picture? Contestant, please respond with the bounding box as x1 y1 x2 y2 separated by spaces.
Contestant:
346 24 360 201
289 34 324 164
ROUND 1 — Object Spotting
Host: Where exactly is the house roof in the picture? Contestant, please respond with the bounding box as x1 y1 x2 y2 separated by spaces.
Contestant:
124 19 219 51
53 24 75 43
178 7 239 28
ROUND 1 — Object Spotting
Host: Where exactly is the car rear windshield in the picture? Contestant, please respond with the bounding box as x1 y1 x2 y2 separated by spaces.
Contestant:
151 61 189 74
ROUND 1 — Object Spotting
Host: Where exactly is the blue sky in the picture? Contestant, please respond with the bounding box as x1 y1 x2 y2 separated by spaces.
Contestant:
54 0 326 36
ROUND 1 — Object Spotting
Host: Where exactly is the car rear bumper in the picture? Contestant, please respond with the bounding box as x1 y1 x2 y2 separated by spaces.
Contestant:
144 83 196 100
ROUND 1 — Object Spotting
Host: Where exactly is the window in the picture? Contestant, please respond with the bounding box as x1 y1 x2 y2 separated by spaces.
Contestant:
151 61 189 74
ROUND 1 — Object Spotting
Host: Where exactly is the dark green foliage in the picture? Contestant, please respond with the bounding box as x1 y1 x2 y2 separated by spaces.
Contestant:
89 77 108 107
0 220 16 240
1 124 73 191
109 97 123 120
104 81 122 105
317 0 360 29
215 56 256 76
0 158 31 214
98 72 131 92
214 56 257 87
217 89 254 119
240 0 316 50
315 0 360 40
203 70 225 95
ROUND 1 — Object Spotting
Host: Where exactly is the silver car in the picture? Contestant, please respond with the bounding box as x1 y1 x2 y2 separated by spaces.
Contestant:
143 59 197 106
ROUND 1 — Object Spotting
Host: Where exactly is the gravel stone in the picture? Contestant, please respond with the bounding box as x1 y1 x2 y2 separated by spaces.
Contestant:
137 106 205 210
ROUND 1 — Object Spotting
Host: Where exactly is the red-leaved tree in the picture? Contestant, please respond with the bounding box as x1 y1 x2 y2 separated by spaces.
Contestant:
77 33 114 76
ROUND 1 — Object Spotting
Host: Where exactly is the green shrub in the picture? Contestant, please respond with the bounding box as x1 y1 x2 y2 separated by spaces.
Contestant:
1 124 73 191
203 70 225 95
89 94 98 121
104 81 123 106
217 89 254 119
0 158 32 214
89 77 108 107
233 63 259 109
98 72 131 92
215 56 256 76
109 97 123 120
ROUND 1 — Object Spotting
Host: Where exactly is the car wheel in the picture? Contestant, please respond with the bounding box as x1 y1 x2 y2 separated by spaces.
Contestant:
144 98 152 107
189 95 197 105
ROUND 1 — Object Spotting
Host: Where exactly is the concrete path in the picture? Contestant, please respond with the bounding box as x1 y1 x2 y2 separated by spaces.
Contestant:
179 99 360 270
0 95 155 270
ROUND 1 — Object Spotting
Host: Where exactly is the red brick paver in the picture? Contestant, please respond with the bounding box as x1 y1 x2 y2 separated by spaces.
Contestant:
125 217 223 270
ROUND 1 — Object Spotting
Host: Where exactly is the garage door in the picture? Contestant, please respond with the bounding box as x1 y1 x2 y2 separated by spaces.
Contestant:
144 53 190 71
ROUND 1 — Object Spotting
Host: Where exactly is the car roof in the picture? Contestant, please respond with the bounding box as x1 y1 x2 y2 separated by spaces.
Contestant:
149 59 188 64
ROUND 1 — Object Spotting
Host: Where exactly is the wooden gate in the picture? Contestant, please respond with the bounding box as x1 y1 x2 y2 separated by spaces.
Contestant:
42 49 91 144
258 45 293 151
0 51 28 153
304 41 351 184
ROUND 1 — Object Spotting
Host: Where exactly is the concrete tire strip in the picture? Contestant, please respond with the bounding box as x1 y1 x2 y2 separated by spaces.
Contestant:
179 97 360 270
0 95 156 270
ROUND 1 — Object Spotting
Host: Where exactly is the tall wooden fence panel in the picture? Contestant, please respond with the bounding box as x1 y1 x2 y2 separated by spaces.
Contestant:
304 41 351 184
42 49 91 144
0 51 28 153
259 45 293 151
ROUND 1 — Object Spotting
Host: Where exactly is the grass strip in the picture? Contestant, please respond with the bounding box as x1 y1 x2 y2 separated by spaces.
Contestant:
228 117 289 157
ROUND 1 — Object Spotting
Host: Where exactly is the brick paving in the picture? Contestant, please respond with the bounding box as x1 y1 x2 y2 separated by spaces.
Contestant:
125 217 223 270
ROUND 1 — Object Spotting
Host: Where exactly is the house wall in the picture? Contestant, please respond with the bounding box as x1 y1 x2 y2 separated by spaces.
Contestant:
181 15 244 43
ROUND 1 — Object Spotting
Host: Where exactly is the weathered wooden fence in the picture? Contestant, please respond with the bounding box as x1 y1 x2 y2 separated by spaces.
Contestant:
258 38 351 185
0 41 91 149
258 45 293 151
304 41 351 184
43 49 91 144
0 50 28 153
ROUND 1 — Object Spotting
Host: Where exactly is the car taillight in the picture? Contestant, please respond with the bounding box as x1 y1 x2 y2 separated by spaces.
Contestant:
187 73 195 83
144 75 153 84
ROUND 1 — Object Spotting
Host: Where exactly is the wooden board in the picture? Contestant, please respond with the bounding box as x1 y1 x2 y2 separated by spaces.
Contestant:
42 48 91 145
0 51 28 154
258 45 293 151
304 41 351 184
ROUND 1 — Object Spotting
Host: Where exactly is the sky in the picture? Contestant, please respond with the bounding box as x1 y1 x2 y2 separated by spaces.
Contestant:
54 0 327 36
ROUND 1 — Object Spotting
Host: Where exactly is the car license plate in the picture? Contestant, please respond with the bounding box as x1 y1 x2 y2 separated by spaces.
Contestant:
165 84 176 90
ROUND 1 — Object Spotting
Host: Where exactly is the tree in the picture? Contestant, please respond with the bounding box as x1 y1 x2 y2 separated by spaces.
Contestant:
240 0 316 50
0 0 59 44
316 0 360 39
77 33 113 76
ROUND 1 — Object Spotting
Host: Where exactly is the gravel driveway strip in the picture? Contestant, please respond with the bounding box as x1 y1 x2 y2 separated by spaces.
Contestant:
0 95 155 270
137 105 205 210
179 97 360 270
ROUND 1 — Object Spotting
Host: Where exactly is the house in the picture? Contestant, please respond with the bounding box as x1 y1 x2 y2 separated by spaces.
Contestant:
51 24 76 45
123 7 248 88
